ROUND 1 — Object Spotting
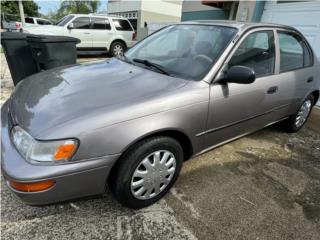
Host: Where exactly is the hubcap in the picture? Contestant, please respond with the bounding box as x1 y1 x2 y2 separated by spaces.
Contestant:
131 150 176 200
295 100 312 128
113 44 123 57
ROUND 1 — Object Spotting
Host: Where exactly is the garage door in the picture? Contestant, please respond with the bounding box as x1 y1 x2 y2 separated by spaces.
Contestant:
261 1 320 106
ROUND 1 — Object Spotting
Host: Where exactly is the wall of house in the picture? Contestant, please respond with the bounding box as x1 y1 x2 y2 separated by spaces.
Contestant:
108 0 182 40
181 0 229 21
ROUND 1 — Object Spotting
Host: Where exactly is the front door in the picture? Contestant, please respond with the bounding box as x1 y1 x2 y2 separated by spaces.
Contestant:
203 29 281 149
66 17 92 48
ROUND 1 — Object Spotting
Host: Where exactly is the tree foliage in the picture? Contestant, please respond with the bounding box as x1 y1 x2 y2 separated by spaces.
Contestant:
55 0 100 20
1 0 40 17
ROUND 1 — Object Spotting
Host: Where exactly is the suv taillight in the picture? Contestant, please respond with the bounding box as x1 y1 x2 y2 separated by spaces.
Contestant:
132 32 137 41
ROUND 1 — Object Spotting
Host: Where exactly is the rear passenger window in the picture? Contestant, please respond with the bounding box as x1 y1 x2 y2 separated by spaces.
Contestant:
278 32 305 72
91 18 111 30
72 17 90 29
112 19 132 31
229 31 275 77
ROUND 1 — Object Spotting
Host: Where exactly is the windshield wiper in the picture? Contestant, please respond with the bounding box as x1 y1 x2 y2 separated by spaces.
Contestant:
132 58 170 76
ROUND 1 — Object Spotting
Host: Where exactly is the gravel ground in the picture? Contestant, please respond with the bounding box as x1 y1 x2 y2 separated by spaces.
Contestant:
1 54 320 240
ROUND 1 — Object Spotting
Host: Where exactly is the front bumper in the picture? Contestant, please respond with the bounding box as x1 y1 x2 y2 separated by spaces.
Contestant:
1 101 120 205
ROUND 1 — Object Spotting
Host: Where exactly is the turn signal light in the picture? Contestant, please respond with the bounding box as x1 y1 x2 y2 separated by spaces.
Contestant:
54 142 77 160
9 180 55 192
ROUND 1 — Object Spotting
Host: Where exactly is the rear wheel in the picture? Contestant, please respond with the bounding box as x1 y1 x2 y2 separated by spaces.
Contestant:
283 94 314 133
110 41 126 57
109 136 183 209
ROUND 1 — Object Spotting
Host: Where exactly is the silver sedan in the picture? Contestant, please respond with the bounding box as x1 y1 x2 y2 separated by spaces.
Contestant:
1 21 319 209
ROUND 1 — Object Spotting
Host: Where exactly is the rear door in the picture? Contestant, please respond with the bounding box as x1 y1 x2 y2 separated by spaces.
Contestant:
272 29 315 118
204 29 281 148
66 17 92 48
90 17 113 49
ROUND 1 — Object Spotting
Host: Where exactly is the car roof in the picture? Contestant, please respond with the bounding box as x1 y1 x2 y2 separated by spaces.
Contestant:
178 20 295 32
68 14 127 19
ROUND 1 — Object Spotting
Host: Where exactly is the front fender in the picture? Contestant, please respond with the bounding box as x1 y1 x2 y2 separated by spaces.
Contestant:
74 101 209 160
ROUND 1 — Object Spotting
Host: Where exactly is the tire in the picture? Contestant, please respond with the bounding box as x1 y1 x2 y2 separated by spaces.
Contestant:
110 41 126 57
109 136 183 209
283 94 314 133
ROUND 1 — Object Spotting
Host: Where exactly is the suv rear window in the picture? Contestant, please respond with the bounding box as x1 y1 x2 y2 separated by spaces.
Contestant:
25 17 34 24
37 19 51 25
91 17 111 30
112 19 132 31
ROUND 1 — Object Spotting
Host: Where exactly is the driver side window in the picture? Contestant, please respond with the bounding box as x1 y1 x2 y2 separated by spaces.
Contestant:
228 30 275 78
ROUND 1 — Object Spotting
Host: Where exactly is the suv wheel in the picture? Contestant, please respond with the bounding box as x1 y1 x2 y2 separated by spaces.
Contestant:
283 94 314 133
110 41 126 57
109 136 183 209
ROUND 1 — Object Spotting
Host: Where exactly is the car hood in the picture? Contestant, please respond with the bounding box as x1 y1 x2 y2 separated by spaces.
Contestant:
10 58 189 138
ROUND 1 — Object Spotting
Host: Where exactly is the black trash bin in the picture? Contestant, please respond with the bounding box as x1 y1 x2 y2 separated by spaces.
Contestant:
27 35 80 70
1 32 39 85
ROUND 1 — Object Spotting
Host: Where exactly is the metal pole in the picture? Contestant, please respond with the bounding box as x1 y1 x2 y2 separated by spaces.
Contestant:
18 0 25 26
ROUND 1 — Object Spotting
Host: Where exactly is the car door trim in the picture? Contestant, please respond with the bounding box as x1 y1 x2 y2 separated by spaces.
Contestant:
196 103 290 137
194 116 289 156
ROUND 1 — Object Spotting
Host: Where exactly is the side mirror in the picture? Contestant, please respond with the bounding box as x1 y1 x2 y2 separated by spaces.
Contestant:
67 23 74 29
224 65 255 84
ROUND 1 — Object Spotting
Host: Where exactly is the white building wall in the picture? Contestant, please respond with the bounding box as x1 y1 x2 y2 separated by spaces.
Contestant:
141 0 182 18
107 0 141 12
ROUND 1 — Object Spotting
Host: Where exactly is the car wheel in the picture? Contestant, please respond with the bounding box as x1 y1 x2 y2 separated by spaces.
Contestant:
284 94 314 133
110 41 126 57
109 136 183 209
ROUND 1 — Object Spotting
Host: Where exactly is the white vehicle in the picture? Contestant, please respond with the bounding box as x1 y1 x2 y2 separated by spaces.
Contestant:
24 17 53 27
23 14 137 56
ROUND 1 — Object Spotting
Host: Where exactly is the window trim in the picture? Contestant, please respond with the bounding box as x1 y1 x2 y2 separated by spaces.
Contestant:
221 28 277 79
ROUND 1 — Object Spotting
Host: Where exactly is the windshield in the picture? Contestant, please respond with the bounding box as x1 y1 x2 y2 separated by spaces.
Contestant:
125 24 237 80
56 15 74 26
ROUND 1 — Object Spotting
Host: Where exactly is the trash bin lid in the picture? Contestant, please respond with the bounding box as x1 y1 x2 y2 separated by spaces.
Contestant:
1 32 31 40
26 35 80 44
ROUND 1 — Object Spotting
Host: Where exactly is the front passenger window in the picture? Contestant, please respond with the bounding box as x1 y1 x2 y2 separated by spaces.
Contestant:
229 31 275 78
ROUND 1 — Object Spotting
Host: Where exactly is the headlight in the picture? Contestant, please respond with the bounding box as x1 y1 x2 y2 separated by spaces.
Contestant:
11 126 78 163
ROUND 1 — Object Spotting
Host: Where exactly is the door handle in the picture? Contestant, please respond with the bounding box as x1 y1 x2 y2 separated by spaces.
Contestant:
307 77 314 83
84 32 91 34
267 86 278 94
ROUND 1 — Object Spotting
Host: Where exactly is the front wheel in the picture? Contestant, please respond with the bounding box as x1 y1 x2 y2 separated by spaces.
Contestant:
283 94 314 133
109 136 183 209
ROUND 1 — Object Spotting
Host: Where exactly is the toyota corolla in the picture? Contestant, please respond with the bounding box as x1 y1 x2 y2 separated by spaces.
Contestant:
1 21 319 209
